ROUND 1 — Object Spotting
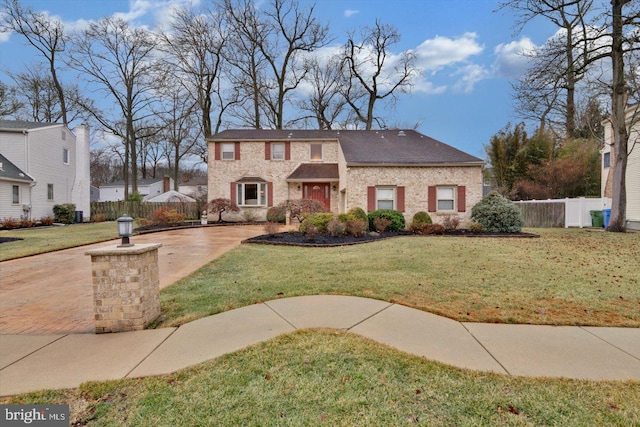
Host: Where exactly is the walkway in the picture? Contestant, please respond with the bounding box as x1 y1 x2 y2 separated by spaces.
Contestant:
0 225 266 334
1 295 639 396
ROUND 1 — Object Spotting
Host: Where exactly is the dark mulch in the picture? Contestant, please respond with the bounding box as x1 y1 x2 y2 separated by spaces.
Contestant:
0 237 24 244
244 230 539 247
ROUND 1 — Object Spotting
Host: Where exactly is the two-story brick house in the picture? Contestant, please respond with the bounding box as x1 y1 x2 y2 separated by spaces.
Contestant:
208 129 484 223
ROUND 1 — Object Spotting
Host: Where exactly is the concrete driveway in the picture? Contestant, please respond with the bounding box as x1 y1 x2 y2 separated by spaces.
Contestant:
0 225 266 334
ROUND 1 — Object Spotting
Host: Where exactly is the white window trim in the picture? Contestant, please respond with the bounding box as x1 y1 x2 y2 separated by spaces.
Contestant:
47 183 54 201
436 186 456 212
221 143 235 160
237 182 267 207
271 142 285 160
603 152 611 168
63 148 70 165
376 186 396 210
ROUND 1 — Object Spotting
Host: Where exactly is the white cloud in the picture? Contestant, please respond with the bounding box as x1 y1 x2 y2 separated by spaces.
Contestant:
113 0 153 22
413 80 447 95
493 37 537 78
0 30 11 43
344 9 359 18
453 64 489 93
415 32 484 73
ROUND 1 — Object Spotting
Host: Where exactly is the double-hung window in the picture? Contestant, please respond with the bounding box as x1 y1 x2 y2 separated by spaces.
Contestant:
603 152 611 168
221 143 235 160
237 182 267 206
437 186 456 211
376 187 395 210
47 184 54 201
271 142 285 160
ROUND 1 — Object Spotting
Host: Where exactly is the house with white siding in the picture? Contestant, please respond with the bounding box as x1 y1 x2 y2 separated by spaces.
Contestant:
208 129 484 223
601 104 640 230
0 121 90 222
99 177 174 201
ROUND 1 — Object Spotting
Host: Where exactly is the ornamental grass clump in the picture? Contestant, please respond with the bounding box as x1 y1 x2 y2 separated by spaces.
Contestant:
471 193 524 233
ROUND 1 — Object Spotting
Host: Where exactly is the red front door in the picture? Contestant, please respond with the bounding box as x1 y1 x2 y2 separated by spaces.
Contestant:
303 182 330 210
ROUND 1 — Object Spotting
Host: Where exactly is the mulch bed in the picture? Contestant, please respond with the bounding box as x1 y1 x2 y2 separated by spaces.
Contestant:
244 230 539 247
0 237 24 244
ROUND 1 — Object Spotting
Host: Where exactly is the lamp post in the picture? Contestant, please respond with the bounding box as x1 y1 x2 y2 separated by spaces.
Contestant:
117 214 134 247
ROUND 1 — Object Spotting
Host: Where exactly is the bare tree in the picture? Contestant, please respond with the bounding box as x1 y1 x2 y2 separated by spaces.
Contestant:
160 6 227 139
67 17 160 199
503 0 595 139
342 20 417 130
2 0 69 125
289 56 347 129
0 81 22 118
9 65 93 124
222 0 331 129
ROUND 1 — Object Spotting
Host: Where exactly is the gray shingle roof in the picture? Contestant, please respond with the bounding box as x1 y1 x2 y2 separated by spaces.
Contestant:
212 129 483 166
286 163 339 181
0 120 62 131
0 154 34 182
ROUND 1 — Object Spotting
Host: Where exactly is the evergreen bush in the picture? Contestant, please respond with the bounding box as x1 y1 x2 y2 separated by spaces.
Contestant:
367 210 405 231
471 193 524 233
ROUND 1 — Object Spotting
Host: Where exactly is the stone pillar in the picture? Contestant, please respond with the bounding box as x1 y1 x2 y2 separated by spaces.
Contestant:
85 243 162 333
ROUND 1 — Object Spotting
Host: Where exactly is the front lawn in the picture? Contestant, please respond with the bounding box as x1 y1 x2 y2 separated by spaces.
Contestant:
3 331 638 426
0 222 118 261
159 228 639 327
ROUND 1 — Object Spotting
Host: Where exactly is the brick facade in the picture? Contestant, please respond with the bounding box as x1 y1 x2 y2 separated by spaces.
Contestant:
86 243 162 333
208 130 484 223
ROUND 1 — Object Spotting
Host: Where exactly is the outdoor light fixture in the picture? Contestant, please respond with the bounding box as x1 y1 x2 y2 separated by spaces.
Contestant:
117 214 134 247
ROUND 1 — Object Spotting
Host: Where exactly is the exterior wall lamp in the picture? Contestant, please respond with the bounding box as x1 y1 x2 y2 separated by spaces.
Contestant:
117 214 134 247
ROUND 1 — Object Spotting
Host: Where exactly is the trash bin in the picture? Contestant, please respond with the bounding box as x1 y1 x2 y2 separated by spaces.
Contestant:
602 208 611 228
74 210 83 223
590 210 604 228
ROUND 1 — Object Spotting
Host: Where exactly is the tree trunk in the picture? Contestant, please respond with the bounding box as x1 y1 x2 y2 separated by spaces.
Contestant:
607 0 628 232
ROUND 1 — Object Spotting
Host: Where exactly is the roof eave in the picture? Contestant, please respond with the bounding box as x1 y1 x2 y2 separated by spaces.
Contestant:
346 161 485 167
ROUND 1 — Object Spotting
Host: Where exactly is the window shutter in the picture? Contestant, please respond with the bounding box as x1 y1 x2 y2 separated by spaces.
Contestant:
265 142 271 160
230 182 236 205
367 186 376 212
397 186 405 212
234 142 241 160
285 141 291 160
428 186 436 212
214 142 221 160
457 186 466 212
267 182 274 207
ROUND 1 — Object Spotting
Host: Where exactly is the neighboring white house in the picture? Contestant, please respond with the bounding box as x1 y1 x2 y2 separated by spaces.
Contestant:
0 120 90 221
99 177 174 201
601 104 640 230
178 174 207 201
144 189 196 203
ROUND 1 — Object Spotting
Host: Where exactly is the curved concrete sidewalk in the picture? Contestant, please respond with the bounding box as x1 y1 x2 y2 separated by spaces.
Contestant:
1 295 639 396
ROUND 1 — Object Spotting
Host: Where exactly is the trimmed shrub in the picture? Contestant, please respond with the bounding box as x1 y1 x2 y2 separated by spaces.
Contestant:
471 193 524 233
243 210 258 222
299 212 334 234
39 216 55 226
338 213 356 223
348 207 368 223
149 207 185 226
284 199 329 222
266 205 286 223
90 213 107 223
19 219 36 228
466 221 486 234
413 223 445 235
53 204 75 224
373 217 392 233
442 215 460 232
346 220 367 237
327 217 347 236
368 209 405 232
412 211 432 226
1 217 20 229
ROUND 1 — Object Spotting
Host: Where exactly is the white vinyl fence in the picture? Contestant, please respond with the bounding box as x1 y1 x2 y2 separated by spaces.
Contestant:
514 198 611 228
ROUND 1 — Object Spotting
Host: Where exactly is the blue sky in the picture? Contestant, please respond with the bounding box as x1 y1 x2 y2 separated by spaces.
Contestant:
0 0 556 159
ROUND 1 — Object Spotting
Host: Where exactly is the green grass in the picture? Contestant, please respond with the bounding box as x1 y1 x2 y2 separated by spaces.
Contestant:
0 222 118 261
3 331 638 426
159 228 640 328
